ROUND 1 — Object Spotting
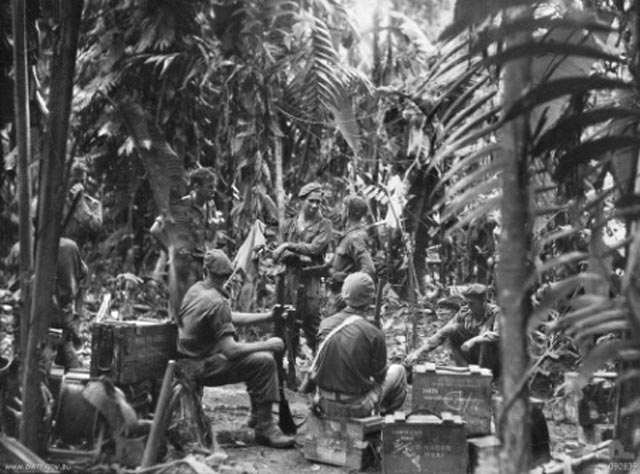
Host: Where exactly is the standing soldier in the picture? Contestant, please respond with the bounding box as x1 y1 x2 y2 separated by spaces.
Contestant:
5 238 87 369
151 168 218 314
62 160 103 246
273 182 332 355
327 195 375 315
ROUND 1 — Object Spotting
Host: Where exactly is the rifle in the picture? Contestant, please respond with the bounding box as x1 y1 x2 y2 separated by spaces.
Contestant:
373 277 385 329
274 273 297 435
300 262 332 278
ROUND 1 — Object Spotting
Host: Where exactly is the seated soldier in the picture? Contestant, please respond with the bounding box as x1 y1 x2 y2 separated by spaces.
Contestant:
6 238 87 369
176 249 295 449
404 283 500 377
306 272 407 418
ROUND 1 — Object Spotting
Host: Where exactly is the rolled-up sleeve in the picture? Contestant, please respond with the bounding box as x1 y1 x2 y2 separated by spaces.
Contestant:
347 235 375 277
210 300 237 341
290 219 332 257
371 332 388 384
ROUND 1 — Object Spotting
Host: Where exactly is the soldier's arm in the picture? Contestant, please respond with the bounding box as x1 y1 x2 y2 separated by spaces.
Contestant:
405 314 461 364
348 235 375 277
287 219 332 257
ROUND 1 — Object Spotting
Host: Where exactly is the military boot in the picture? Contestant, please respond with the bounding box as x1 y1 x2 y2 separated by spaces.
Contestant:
254 402 295 448
247 398 257 429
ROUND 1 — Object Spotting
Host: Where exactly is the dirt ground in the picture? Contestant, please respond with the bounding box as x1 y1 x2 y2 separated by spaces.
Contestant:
201 382 601 474
203 384 350 474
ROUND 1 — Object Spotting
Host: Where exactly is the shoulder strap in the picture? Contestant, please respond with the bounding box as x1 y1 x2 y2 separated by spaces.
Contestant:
309 314 361 375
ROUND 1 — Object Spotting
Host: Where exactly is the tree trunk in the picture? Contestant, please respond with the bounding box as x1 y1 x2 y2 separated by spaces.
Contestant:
12 0 32 362
20 0 83 453
618 0 640 455
497 5 533 474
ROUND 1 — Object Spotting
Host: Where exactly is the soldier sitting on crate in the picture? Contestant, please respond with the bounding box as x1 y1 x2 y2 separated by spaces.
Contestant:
302 272 407 418
404 283 501 378
176 249 295 449
6 238 87 369
326 195 376 316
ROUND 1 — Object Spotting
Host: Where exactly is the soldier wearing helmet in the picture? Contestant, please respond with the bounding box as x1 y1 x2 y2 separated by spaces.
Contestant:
305 272 407 418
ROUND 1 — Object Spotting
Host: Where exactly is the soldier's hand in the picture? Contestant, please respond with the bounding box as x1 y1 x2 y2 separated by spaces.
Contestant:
264 337 285 353
69 182 84 198
404 348 423 366
272 243 289 262
271 304 295 321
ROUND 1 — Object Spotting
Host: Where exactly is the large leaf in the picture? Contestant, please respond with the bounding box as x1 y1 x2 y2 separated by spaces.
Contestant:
441 176 501 218
118 101 187 217
485 41 623 71
534 107 640 156
577 339 636 384
471 15 616 53
444 195 502 236
555 136 640 180
433 116 501 169
503 76 633 122
442 90 498 136
534 251 589 279
605 90 640 195
434 143 502 195
439 0 534 41
436 159 502 208
529 273 605 332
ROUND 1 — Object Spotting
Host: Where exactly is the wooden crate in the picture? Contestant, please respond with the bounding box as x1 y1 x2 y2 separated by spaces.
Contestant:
412 363 493 435
467 435 500 474
303 414 383 470
382 411 467 474
90 320 177 385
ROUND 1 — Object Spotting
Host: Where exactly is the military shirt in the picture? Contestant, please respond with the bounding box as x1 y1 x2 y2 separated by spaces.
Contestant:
426 302 500 349
182 194 217 255
315 309 388 395
280 214 332 305
331 225 375 280
177 281 237 358
281 214 332 266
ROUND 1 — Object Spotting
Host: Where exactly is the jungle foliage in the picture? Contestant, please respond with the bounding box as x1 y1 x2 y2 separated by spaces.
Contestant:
3 0 640 469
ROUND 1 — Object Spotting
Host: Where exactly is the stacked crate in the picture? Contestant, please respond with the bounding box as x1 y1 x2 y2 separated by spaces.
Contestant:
382 363 495 474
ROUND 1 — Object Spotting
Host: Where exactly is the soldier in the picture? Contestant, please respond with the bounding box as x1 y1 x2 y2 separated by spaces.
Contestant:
176 249 295 448
151 167 218 311
272 182 332 354
305 272 407 418
327 195 375 315
62 160 103 245
6 238 87 369
404 283 501 377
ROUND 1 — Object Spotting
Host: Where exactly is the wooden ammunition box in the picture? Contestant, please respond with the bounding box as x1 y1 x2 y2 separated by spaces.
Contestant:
90 319 177 385
382 411 467 474
412 363 493 435
303 414 383 470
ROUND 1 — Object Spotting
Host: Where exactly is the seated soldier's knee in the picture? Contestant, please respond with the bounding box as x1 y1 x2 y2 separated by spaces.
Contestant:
248 351 277 371
387 364 407 386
